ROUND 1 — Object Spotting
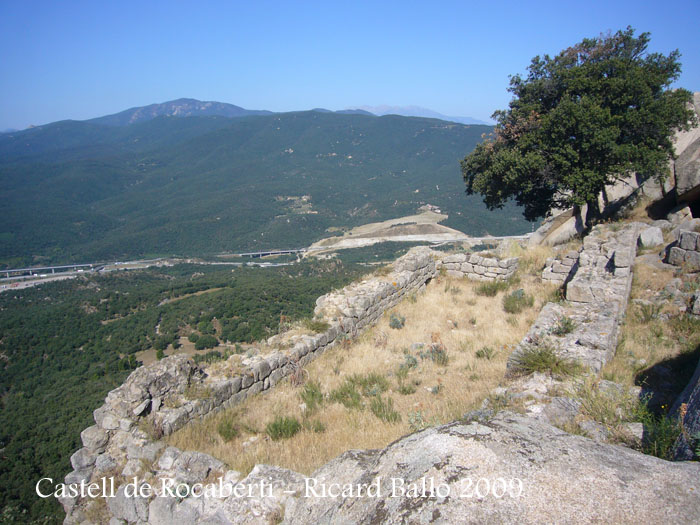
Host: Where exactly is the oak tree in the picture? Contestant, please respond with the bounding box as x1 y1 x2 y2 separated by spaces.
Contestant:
461 27 696 223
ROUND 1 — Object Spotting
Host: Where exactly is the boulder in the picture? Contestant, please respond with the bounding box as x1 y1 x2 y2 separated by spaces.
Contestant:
80 425 108 452
676 136 700 201
638 226 664 248
285 413 700 524
106 485 150 524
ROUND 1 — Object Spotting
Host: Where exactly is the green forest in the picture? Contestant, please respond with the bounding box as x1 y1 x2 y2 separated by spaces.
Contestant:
0 260 365 522
0 111 530 268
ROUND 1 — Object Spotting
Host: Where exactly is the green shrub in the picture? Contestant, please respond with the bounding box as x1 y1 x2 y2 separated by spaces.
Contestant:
266 416 302 440
156 349 165 360
510 342 580 377
304 419 326 433
330 382 363 409
217 419 239 442
300 380 324 413
303 318 330 333
502 289 534 314
419 345 449 366
389 313 405 329
475 280 509 297
399 353 418 371
633 401 682 460
635 303 662 324
195 334 218 350
370 396 401 423
193 350 224 364
397 382 416 395
188 332 200 343
475 346 495 360
348 373 389 397
692 432 700 459
551 316 576 336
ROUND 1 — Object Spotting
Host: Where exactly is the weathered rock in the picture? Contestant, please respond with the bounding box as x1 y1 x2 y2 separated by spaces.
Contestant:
80 425 108 452
106 485 149 523
69 448 96 471
284 414 700 524
676 135 700 201
638 226 664 248
673 354 700 460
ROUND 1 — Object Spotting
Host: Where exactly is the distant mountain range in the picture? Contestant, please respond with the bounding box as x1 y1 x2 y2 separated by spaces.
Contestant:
87 98 273 126
350 105 490 125
0 99 527 267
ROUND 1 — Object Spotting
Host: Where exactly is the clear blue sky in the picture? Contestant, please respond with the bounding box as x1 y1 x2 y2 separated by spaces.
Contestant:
1 0 698 130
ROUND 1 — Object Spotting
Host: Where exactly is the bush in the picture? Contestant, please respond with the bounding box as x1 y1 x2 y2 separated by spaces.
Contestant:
348 373 389 397
303 318 330 333
188 332 200 343
397 382 416 395
266 416 302 440
304 419 326 433
195 334 218 350
370 396 401 423
330 382 363 410
420 344 449 366
510 342 581 377
635 303 662 324
217 419 239 442
475 346 495 360
475 280 510 297
551 316 576 336
502 289 534 314
300 380 324 413
389 313 405 329
156 349 165 360
193 350 224 364
399 353 418 371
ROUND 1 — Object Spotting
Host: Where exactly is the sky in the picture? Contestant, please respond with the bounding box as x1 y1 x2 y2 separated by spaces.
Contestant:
1 0 699 130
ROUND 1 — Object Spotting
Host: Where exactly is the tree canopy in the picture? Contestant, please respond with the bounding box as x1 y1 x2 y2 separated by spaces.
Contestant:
461 27 697 222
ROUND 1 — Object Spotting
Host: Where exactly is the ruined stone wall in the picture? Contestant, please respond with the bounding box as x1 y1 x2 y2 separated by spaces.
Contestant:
61 247 438 523
508 223 641 376
439 252 518 281
541 250 579 285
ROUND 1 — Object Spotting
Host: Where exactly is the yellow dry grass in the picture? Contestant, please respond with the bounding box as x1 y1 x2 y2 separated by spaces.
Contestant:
166 270 557 476
601 260 688 387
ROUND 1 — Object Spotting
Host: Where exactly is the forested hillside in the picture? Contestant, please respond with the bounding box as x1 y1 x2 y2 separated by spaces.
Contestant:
0 110 529 268
0 260 363 522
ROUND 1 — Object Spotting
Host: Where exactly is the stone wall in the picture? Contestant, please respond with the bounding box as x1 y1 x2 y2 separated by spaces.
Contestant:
439 252 518 281
541 250 579 285
509 223 641 377
668 230 700 271
62 246 438 523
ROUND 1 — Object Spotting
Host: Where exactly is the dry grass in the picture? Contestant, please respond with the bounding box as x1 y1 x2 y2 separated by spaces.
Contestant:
602 260 698 392
166 271 557 476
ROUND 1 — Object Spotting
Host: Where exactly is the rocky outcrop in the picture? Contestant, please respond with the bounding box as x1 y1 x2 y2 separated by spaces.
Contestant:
673 356 700 460
439 252 518 281
675 92 700 203
283 413 700 524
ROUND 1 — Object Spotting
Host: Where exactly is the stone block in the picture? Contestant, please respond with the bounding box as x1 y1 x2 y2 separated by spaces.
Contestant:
680 230 700 251
668 246 687 266
638 226 664 248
